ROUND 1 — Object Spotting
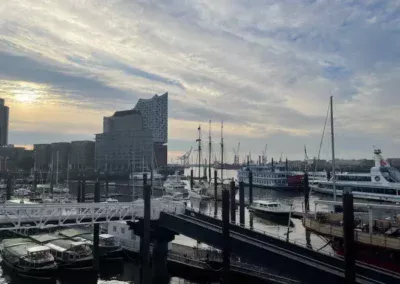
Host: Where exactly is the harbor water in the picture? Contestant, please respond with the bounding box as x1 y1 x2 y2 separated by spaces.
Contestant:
1 167 396 283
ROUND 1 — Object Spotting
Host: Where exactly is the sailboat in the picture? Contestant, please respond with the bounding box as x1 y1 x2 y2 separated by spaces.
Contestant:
53 151 69 194
189 125 210 200
206 121 231 200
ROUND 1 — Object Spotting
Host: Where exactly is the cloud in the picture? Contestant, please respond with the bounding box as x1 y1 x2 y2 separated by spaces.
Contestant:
0 0 399 160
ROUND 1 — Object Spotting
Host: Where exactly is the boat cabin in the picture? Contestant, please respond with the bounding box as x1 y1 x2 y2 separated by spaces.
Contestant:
25 246 54 264
252 201 286 211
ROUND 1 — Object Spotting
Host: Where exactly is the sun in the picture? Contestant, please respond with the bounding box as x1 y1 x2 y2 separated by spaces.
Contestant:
12 82 44 104
14 91 40 103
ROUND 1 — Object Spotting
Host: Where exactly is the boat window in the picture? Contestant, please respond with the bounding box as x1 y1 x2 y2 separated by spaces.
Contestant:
113 226 117 232
385 188 396 195
380 167 400 183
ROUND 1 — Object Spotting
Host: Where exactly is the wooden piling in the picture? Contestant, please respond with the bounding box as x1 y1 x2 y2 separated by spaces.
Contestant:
230 181 236 223
248 171 253 205
222 189 230 284
239 181 245 226
343 187 355 284
93 181 100 271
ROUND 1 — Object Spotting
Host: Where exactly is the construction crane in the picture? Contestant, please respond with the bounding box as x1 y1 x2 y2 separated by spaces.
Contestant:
178 147 192 167
233 142 240 165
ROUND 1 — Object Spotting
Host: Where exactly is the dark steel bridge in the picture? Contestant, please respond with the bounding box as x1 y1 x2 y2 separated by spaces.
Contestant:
157 209 400 284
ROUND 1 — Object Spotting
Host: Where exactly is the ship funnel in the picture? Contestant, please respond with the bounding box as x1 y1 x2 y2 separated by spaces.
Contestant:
374 148 389 168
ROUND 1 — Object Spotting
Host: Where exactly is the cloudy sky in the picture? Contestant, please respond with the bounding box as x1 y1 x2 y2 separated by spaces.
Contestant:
0 0 399 162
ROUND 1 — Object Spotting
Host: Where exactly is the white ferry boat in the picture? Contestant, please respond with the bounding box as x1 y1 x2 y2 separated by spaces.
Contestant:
311 149 400 202
238 162 303 190
249 201 291 219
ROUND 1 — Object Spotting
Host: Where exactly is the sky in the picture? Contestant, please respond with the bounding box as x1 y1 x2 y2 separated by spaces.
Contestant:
0 0 399 163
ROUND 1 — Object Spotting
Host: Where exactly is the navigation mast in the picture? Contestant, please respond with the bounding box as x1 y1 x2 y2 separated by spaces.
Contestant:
330 96 337 201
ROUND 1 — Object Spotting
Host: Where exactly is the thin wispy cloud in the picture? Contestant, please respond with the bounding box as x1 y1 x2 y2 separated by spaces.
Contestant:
0 0 399 161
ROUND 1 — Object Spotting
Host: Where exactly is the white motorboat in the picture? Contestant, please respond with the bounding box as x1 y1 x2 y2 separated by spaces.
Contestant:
14 187 31 196
311 149 400 203
189 186 211 201
249 200 291 219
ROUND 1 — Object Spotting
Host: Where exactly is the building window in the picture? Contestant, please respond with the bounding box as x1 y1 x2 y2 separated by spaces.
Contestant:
113 226 116 232
121 227 125 234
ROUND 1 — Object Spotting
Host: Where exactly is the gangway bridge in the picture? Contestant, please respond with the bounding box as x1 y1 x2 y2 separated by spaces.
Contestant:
156 209 400 284
0 199 185 230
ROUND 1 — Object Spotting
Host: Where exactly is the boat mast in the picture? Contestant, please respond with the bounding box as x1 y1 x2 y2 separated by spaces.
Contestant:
196 125 202 179
330 96 337 201
209 120 212 183
221 121 224 183
66 155 70 189
132 152 135 200
56 150 59 185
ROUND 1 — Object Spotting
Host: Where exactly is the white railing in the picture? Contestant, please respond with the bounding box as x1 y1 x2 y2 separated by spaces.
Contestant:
0 199 186 230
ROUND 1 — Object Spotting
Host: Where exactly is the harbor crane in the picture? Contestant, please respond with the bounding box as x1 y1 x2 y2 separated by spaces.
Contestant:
233 142 240 165
178 147 192 167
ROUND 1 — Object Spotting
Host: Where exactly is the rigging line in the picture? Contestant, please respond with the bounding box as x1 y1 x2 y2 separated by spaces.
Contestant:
309 101 331 195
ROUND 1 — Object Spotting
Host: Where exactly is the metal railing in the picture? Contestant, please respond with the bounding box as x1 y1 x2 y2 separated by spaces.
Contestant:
185 208 335 256
0 198 186 230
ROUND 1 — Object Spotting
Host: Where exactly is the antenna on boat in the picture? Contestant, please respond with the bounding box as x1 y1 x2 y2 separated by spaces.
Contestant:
220 121 224 184
330 95 337 201
209 120 212 183
196 125 202 180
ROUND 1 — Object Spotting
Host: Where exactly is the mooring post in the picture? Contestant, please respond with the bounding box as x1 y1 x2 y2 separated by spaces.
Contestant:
33 171 37 193
49 168 54 195
105 171 109 198
343 187 355 284
93 181 100 271
214 170 218 200
6 174 12 201
239 181 245 226
303 173 310 212
230 181 236 223
248 171 253 205
77 180 82 203
81 179 86 203
190 169 194 189
222 189 230 284
249 213 254 230
141 173 151 284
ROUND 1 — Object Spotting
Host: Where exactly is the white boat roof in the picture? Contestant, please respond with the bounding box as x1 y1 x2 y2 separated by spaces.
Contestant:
45 243 67 252
27 246 50 253
253 200 281 205
70 241 86 246
99 234 114 239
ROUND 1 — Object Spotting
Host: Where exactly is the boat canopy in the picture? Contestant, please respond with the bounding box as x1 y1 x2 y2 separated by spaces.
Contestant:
27 246 51 253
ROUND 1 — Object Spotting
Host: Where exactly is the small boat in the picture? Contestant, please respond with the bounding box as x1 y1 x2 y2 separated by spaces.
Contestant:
30 234 93 271
249 201 291 219
189 186 211 201
57 228 122 261
163 192 189 201
1 238 57 280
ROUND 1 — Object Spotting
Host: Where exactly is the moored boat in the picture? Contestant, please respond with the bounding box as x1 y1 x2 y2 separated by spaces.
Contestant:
57 228 122 261
1 238 57 280
30 234 93 271
238 162 303 190
249 200 292 220
311 149 400 203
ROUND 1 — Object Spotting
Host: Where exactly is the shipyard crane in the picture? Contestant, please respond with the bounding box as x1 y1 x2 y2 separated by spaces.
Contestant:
233 142 240 165
178 147 192 167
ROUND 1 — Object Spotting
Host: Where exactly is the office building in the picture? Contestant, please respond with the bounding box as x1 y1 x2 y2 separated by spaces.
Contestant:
34 144 52 171
70 140 95 171
134 92 168 166
134 93 168 143
0 99 9 146
50 142 70 171
95 109 153 173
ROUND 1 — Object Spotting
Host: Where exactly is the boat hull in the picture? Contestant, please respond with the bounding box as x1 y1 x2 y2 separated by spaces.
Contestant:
248 207 291 220
1 254 57 281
